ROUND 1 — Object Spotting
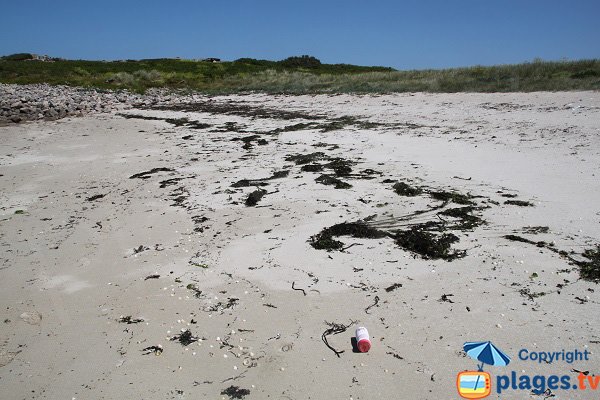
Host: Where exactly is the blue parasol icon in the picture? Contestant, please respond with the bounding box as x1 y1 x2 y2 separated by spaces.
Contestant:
464 341 511 370
463 341 511 393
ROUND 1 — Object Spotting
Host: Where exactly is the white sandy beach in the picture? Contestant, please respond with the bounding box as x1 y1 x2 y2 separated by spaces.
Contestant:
1 91 599 399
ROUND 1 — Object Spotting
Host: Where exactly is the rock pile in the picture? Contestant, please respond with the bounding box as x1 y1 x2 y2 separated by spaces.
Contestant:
0 83 178 124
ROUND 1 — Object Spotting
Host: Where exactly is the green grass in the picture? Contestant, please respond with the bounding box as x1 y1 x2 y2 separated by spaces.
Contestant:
1 55 598 93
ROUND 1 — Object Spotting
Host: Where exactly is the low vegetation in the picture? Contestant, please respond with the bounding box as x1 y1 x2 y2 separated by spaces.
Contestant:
1 54 598 93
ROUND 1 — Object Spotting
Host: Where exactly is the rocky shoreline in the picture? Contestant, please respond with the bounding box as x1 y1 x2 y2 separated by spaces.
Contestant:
0 83 185 124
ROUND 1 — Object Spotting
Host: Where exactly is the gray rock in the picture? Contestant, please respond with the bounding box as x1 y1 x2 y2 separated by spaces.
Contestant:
19 311 42 325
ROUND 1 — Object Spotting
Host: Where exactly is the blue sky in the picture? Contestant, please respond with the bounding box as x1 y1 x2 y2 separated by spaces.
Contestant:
1 0 599 69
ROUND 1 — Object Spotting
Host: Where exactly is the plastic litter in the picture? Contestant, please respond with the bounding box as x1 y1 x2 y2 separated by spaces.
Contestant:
356 326 371 353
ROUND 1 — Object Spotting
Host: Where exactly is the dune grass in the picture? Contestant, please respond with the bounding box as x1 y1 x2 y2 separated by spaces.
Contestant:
1 55 598 94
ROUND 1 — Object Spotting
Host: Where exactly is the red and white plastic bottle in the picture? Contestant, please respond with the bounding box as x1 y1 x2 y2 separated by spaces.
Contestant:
356 327 371 353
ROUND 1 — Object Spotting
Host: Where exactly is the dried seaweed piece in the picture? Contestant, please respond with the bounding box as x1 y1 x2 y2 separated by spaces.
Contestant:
232 180 269 188
522 226 550 234
204 297 239 313
86 194 106 201
141 345 163 355
285 152 327 165
245 189 267 206
571 369 589 375
129 167 174 179
519 288 547 301
430 190 474 205
133 245 149 254
393 182 422 196
144 274 160 280
439 294 455 303
505 200 534 207
170 329 199 346
291 281 307 296
504 234 547 247
118 316 144 324
301 163 324 172
385 283 403 292
531 388 556 398
220 386 250 399
315 174 352 189
231 170 289 187
365 296 380 314
361 168 382 175
186 283 203 298
321 320 356 358
159 177 184 188
386 351 404 360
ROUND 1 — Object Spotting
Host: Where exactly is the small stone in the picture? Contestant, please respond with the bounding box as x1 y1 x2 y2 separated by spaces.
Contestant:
20 311 42 325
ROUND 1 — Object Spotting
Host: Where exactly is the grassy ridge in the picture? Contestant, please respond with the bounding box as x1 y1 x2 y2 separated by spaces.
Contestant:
1 56 598 93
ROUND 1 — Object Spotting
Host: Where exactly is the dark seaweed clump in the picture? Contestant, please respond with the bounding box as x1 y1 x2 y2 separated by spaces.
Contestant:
232 170 289 187
221 386 251 399
393 181 423 197
118 316 144 324
315 174 352 189
505 199 534 207
522 226 550 234
324 158 353 176
245 189 267 206
310 204 483 259
579 246 600 282
430 190 474 205
395 227 464 260
317 116 383 132
300 158 354 176
439 206 484 230
233 180 268 188
309 222 388 251
285 152 327 165
170 329 199 346
301 164 324 172
231 134 262 150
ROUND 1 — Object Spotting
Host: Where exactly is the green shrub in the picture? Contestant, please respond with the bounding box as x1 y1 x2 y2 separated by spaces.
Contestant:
1 53 35 61
279 55 322 69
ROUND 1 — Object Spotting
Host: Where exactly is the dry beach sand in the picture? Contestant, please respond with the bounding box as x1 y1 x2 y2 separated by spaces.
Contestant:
1 91 599 399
